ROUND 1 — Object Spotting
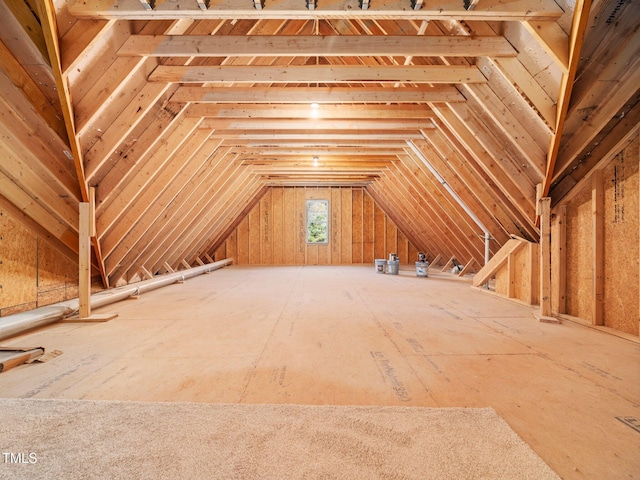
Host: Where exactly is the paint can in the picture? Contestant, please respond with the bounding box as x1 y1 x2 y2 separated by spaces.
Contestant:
417 252 427 262
387 259 400 275
388 253 398 262
374 259 386 274
415 261 429 277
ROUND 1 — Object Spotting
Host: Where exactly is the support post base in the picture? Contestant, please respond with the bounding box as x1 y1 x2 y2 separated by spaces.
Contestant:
533 312 561 324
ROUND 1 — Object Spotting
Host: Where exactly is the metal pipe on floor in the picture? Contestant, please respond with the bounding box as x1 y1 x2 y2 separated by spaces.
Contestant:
0 259 232 342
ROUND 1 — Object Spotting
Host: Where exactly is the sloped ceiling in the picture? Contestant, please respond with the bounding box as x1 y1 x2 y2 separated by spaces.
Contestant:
0 0 638 287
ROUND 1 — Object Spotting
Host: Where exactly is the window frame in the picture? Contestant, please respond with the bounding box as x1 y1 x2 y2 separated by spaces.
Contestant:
305 199 329 245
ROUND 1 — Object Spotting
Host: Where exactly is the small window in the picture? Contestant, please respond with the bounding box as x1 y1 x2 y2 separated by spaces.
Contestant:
306 199 329 244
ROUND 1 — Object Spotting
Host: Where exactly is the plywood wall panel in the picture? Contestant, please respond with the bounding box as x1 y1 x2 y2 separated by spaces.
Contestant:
0 211 37 311
225 187 418 266
272 187 284 264
602 138 639 335
248 207 261 264
341 188 352 263
373 202 386 260
352 189 363 264
330 188 341 264
363 192 374 264
283 187 296 265
565 185 593 322
295 188 306 264
214 242 226 262
386 220 397 259
260 190 272 265
236 216 250 264
225 229 237 263
1 209 79 315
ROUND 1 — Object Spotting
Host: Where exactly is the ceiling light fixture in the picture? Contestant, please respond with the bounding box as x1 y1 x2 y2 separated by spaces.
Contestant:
310 102 320 118
253 0 264 9
411 0 424 10
313 156 319 167
359 0 370 9
306 0 317 10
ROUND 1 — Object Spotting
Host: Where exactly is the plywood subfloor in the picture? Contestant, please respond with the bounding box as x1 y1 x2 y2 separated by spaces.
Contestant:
1 265 639 480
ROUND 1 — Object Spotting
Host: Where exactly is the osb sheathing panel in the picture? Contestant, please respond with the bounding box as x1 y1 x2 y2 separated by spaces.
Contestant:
602 136 639 335
513 245 535 304
565 184 593 322
495 265 510 297
0 210 78 315
492 243 538 304
222 187 418 265
563 133 639 334
0 211 37 312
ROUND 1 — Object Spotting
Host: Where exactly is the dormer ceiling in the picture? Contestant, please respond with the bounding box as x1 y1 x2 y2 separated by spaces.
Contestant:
0 0 637 287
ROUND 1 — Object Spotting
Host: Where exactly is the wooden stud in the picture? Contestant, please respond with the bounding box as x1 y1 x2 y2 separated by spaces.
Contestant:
592 169 604 326
552 205 567 313
529 242 541 307
539 197 552 317
507 252 517 298
78 202 92 319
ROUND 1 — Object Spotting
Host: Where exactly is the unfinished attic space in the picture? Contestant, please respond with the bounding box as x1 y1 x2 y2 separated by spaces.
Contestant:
0 0 639 478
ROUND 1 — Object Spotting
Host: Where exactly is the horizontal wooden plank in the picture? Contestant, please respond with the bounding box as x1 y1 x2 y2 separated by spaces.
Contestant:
70 0 564 21
149 65 486 84
119 35 517 57
171 86 466 104
186 104 437 119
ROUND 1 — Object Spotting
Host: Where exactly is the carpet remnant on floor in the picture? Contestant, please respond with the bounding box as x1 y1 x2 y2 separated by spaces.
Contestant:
0 399 560 480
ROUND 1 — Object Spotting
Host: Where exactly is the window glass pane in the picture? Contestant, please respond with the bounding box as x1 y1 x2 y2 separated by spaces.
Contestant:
306 200 329 244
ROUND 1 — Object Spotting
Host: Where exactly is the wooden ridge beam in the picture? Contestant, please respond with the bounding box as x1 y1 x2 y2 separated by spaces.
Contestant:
149 65 486 84
173 86 465 104
119 34 517 58
70 0 565 21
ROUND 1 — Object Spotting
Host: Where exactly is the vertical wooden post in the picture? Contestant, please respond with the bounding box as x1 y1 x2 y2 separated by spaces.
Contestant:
557 205 567 314
529 242 540 306
592 170 604 326
78 202 91 319
539 197 552 317
507 252 516 298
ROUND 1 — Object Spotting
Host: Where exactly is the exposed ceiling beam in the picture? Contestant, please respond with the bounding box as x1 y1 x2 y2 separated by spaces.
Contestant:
186 104 437 118
69 0 564 21
149 65 486 84
118 34 517 57
171 86 466 103
199 118 435 130
207 130 424 140
235 148 404 156
541 0 592 198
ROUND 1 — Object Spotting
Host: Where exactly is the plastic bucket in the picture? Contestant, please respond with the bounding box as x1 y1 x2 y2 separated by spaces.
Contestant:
415 261 429 277
374 259 386 274
387 260 400 275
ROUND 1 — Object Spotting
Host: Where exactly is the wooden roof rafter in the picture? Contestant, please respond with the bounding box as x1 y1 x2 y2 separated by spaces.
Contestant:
69 0 565 22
